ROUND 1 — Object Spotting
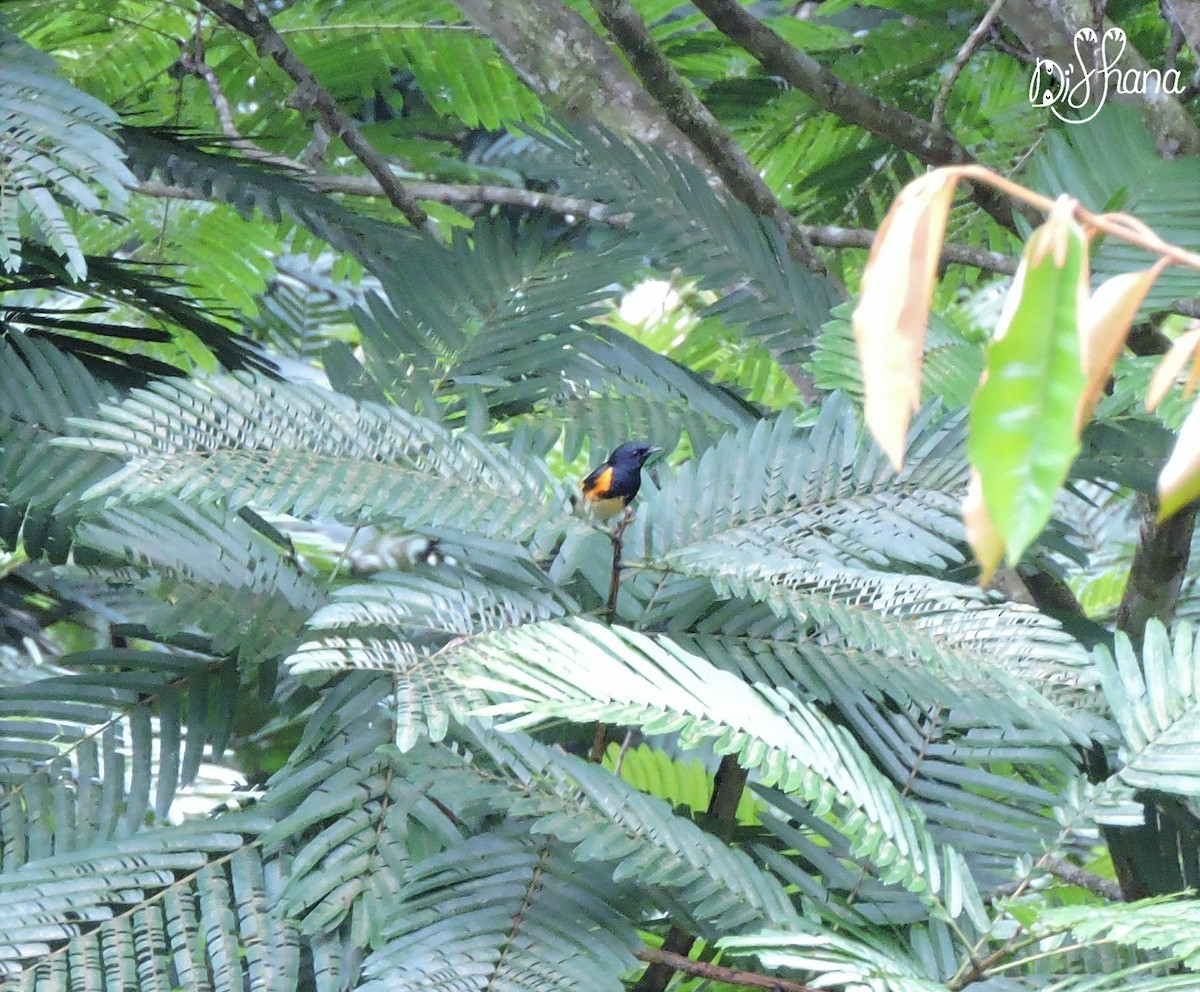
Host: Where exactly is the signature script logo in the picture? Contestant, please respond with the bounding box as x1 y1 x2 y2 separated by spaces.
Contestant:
1029 27 1185 124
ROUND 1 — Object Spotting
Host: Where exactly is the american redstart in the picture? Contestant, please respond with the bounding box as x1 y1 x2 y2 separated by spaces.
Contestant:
579 441 662 521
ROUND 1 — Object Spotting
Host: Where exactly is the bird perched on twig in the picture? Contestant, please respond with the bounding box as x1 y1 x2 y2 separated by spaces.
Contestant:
579 441 662 521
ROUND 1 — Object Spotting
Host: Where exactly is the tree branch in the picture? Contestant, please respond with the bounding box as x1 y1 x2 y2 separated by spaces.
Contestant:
1000 0 1200 154
135 177 1023 270
591 0 827 277
606 506 634 618
175 52 317 172
589 507 636 764
1167 298 1200 321
632 756 748 992
1018 567 1109 648
689 0 1027 231
452 0 842 399
303 178 627 223
635 947 818 992
799 225 1017 273
1105 495 1199 902
450 0 705 168
1117 495 1197 646
988 855 1123 902
194 0 434 232
931 0 1009 129
1047 857 1124 900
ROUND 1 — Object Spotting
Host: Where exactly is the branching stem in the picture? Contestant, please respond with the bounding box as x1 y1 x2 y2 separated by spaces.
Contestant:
195 0 435 233
931 0 1009 128
635 946 818 992
605 505 635 618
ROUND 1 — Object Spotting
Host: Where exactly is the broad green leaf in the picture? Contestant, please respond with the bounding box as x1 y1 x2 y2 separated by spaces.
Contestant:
968 203 1089 564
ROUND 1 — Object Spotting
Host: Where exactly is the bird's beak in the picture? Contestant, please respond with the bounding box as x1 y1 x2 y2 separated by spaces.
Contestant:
648 446 663 456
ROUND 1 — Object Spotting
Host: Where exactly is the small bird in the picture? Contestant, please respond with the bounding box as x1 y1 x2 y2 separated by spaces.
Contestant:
579 441 662 521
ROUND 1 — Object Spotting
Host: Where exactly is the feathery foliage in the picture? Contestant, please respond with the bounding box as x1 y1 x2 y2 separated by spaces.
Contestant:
0 28 132 280
3 1 1200 990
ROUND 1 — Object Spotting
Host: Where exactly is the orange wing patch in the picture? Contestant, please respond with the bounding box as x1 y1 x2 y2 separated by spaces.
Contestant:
582 465 614 501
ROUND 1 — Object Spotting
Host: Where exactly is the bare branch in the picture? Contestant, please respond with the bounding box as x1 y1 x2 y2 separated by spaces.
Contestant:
132 176 630 225
176 53 308 172
1046 857 1124 900
310 178 629 223
932 0 1009 129
1001 0 1200 154
194 0 434 232
633 930 700 992
1168 298 1200 320
450 0 704 168
1117 494 1197 646
987 855 1124 902
635 946 818 992
133 179 1022 270
690 0 1027 231
800 224 1017 273
178 54 239 140
591 0 827 277
606 505 635 618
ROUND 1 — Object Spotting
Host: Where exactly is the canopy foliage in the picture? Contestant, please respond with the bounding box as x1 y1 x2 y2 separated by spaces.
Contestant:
4 1 1200 991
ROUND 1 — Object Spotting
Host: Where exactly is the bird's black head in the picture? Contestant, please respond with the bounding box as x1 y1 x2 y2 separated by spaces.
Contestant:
609 441 662 468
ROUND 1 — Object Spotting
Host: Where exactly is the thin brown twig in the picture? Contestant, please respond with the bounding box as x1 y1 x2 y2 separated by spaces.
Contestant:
612 728 636 776
589 506 637 765
132 178 629 225
304 178 629 223
179 54 238 138
989 31 1038 64
635 946 818 992
937 162 1200 273
606 505 635 618
799 223 1018 273
176 52 309 171
931 0 1009 129
194 0 434 233
950 849 1059 990
1046 857 1124 900
959 798 1132 985
987 856 1123 902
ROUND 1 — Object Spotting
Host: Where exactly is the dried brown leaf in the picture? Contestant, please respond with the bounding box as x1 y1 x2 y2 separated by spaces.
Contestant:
1146 324 1200 413
963 467 1005 585
853 168 961 469
1076 259 1167 428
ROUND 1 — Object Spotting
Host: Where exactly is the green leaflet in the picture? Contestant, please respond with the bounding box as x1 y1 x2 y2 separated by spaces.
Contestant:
968 218 1088 564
